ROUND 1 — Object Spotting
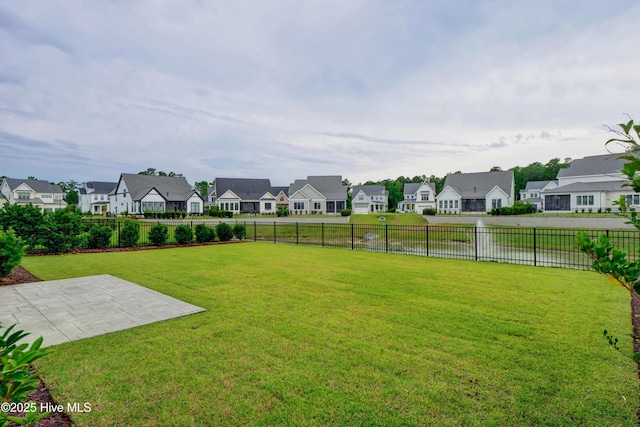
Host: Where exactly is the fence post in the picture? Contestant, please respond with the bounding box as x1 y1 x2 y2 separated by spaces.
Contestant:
533 227 537 267
474 226 478 261
254 221 257 242
117 221 121 247
296 222 299 245
322 223 325 247
351 223 354 251
425 225 429 257
273 222 276 244
385 224 389 253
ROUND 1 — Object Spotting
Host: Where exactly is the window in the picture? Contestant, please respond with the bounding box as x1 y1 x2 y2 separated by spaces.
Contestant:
420 192 430 201
455 200 459 208
41 194 52 199
492 199 502 209
17 192 30 200
439 200 443 209
577 195 595 206
234 203 239 211
265 202 272 210
314 202 321 210
101 195 105 201
444 200 448 209
94 195 98 201
142 201 164 212
190 202 200 212
359 195 364 200
294 202 305 210
626 195 640 205
279 196 284 202
54 194 62 200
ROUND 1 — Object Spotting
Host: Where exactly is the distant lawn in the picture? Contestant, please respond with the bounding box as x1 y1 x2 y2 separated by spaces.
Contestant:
20 244 639 426
350 213 427 225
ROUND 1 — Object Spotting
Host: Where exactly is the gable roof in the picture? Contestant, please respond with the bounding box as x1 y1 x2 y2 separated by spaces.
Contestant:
442 170 513 198
288 176 346 200
3 178 63 194
403 183 421 195
86 181 117 194
214 178 273 201
271 186 289 197
523 180 553 191
557 153 626 178
119 174 196 202
353 185 387 197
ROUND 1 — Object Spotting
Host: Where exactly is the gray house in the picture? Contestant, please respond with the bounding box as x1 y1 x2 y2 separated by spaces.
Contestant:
109 173 203 215
437 171 515 213
288 176 347 214
213 178 277 214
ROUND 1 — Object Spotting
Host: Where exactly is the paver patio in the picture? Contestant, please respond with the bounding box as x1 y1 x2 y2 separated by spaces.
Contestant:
0 274 205 347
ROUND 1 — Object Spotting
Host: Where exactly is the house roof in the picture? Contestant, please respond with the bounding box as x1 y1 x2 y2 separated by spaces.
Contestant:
288 176 346 200
557 153 626 178
119 174 197 202
214 178 273 201
543 180 631 193
353 185 387 197
442 171 513 198
523 180 553 191
3 178 63 194
271 186 289 197
86 181 117 194
403 183 421 195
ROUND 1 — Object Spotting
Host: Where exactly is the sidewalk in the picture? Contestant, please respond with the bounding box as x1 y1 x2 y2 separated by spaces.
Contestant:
0 275 205 347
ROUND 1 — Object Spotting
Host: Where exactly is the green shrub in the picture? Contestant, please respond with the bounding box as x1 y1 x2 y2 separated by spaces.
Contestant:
0 228 24 277
423 208 437 216
490 201 536 216
0 322 53 427
340 209 351 217
149 224 169 246
87 224 113 249
233 223 246 240
174 224 194 245
40 207 85 253
195 224 216 243
276 205 289 217
216 223 233 242
0 202 46 251
120 221 140 247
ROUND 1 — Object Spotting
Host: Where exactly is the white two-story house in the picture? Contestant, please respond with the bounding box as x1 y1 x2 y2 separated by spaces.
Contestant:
397 182 437 213
0 178 67 212
352 185 388 214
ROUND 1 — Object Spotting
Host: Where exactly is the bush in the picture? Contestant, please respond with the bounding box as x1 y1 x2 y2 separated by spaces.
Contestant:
0 228 24 277
120 220 140 247
149 224 169 246
195 223 216 243
276 205 289 217
340 209 351 217
40 207 85 253
0 202 46 251
87 224 113 249
174 224 194 245
216 222 234 242
423 208 437 215
233 223 246 240
490 202 536 216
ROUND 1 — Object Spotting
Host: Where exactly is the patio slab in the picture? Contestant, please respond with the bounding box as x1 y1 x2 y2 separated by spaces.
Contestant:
0 274 205 347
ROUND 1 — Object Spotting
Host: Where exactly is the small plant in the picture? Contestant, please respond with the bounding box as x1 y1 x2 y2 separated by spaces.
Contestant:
0 323 53 427
0 228 24 277
216 223 233 242
233 223 246 240
422 208 436 216
174 224 194 245
148 224 169 246
606 207 612 214
120 220 140 247
340 209 351 217
194 224 216 243
276 205 289 217
87 224 112 249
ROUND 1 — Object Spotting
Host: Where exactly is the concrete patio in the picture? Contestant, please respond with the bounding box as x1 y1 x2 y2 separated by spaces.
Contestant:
0 274 205 347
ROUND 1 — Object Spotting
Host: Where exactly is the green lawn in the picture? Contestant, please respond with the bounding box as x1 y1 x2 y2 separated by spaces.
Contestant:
350 213 427 225
20 244 639 426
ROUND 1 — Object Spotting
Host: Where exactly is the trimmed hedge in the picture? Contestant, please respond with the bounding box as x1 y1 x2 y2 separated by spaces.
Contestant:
87 224 113 249
216 223 234 242
120 221 140 247
0 228 24 277
490 202 536 216
195 224 216 243
149 224 169 246
174 224 194 244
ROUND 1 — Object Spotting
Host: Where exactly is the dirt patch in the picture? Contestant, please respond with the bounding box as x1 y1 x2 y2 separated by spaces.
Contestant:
0 266 42 287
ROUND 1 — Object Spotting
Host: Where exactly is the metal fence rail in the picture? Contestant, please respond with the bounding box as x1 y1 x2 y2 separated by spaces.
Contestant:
80 219 639 271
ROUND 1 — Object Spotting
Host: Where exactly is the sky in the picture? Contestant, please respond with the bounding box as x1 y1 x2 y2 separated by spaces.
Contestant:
1 1 640 187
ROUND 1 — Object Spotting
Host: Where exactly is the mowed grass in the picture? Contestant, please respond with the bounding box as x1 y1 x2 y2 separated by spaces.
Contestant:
20 244 639 426
350 213 427 225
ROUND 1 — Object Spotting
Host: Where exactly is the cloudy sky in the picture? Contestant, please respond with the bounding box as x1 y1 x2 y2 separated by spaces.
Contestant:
1 1 639 187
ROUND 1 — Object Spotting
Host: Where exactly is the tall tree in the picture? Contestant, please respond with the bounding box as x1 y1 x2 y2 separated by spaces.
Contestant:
342 178 352 209
194 181 209 201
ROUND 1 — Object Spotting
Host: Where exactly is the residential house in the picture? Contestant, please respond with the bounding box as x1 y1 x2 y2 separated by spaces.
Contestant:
351 185 388 214
397 182 436 213
0 178 67 212
271 186 289 208
519 180 557 211
213 178 277 214
109 173 204 215
78 181 117 215
541 153 632 213
437 171 514 214
288 176 347 215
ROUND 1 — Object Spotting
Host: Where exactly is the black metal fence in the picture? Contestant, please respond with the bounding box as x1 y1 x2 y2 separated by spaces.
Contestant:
82 219 639 271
